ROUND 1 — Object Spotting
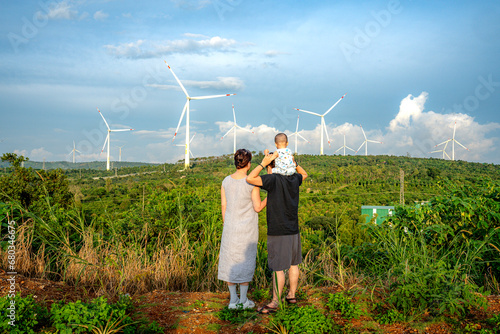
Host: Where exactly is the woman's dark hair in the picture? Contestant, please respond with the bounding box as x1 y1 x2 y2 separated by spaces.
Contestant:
234 149 252 169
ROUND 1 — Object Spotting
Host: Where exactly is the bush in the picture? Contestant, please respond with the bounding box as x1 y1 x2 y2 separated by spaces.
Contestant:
0 294 49 334
269 305 333 334
50 295 135 334
326 292 363 319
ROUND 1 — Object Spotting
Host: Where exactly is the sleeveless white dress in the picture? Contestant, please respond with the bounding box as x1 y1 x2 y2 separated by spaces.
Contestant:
217 176 258 283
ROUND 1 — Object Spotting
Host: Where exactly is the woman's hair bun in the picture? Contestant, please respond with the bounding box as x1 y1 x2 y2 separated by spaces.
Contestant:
234 149 252 169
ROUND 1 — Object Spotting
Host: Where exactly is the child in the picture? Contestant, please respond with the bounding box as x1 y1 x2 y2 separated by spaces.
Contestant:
265 133 296 176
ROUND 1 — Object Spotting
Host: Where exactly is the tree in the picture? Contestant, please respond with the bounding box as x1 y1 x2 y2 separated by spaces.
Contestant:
1 152 29 168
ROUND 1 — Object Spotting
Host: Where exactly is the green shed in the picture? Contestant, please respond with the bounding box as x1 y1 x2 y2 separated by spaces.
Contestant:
361 206 395 225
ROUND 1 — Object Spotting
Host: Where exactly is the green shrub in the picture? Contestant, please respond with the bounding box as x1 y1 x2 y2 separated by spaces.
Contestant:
0 294 49 334
50 295 135 334
387 260 488 317
269 305 333 334
326 292 363 319
217 305 257 324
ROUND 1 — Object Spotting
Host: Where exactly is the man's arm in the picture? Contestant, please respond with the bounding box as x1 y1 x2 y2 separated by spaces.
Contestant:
246 151 278 186
296 164 308 181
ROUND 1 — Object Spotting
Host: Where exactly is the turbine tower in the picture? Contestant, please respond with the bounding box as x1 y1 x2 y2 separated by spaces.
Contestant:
220 104 254 154
356 125 382 156
335 133 355 156
432 122 469 161
165 61 235 169
118 145 125 162
295 93 346 155
97 108 134 171
68 141 81 163
289 114 309 154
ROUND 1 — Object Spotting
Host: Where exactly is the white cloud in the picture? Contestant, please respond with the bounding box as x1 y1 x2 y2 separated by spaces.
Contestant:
389 92 427 131
104 36 238 59
148 76 245 91
44 1 78 20
30 147 54 161
94 10 109 21
265 50 290 57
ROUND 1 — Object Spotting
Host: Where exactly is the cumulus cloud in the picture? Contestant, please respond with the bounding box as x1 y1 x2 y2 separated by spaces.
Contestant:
104 36 238 59
94 10 109 21
29 147 54 161
383 92 500 161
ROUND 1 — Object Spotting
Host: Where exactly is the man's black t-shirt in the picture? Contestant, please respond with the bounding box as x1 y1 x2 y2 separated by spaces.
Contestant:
260 173 303 236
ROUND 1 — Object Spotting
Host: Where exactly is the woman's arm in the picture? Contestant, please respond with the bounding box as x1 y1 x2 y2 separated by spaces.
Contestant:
221 185 227 223
251 186 267 213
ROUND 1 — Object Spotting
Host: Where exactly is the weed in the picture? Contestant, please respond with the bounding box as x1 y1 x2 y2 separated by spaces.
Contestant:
217 305 257 324
326 292 363 319
269 305 333 334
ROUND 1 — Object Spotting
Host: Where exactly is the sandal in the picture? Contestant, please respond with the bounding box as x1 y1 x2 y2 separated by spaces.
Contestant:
285 297 297 304
258 304 278 314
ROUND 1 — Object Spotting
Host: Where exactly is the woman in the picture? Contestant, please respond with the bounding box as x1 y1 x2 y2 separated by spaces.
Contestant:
218 149 267 309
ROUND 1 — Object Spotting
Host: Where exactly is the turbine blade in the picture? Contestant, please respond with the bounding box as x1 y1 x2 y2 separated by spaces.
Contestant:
360 125 367 140
173 102 188 142
356 141 365 153
346 146 355 152
297 133 309 142
295 114 300 132
324 124 331 147
111 129 134 132
235 125 254 134
220 126 235 139
435 139 451 147
190 133 196 143
191 93 236 100
367 140 382 144
101 135 108 153
295 108 322 117
97 108 110 130
232 104 236 123
75 149 81 153
454 139 469 150
444 151 451 159
323 93 347 116
164 61 190 98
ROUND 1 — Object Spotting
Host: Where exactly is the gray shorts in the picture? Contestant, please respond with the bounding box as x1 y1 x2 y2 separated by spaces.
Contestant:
267 233 302 272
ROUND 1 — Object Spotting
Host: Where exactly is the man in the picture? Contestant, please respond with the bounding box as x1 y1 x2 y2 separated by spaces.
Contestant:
246 134 308 314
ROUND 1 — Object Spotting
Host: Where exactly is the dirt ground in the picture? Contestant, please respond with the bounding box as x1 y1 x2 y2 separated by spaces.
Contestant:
1 269 499 333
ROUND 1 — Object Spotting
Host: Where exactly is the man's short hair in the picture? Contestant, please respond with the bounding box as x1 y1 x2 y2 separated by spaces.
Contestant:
275 133 288 145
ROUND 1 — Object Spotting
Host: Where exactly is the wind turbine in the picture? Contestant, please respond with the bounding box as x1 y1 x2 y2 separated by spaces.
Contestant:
295 93 346 155
176 133 196 159
118 145 125 162
430 140 451 160
335 133 355 156
220 104 254 154
165 61 236 169
289 114 309 154
68 141 81 163
356 125 382 156
432 122 469 161
97 108 134 171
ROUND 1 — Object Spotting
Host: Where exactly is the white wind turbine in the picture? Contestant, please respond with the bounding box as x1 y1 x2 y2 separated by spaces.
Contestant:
118 145 125 162
356 125 382 156
335 133 355 156
295 93 346 155
97 108 134 171
176 133 196 159
432 122 469 161
430 139 451 160
289 114 309 154
220 104 254 154
165 61 236 169
68 141 81 163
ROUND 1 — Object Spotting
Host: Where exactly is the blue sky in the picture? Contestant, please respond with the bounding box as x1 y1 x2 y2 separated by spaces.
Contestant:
1 0 500 164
